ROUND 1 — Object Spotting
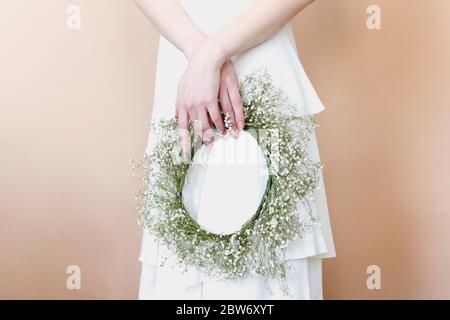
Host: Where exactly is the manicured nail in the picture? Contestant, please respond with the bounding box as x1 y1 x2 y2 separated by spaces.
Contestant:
238 121 245 130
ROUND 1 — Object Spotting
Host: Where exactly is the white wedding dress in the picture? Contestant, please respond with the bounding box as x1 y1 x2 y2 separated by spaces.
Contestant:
137 0 336 300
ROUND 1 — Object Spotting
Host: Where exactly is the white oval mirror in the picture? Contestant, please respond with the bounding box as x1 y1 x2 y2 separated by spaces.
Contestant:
182 131 269 235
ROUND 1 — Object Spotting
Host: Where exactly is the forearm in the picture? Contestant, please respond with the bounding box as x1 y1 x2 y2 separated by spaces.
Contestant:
133 0 205 59
211 0 315 63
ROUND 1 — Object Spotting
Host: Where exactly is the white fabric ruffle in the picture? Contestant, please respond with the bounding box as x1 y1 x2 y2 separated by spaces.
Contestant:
139 256 324 300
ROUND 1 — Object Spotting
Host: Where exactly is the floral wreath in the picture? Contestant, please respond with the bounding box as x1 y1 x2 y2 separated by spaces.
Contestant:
132 67 324 295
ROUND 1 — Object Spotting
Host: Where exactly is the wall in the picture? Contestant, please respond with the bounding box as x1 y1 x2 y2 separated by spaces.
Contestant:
293 0 450 299
0 0 449 299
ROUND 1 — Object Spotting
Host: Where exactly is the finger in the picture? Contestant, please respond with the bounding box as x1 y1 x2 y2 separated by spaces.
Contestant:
191 109 202 137
207 101 226 135
187 108 198 135
207 113 213 128
177 108 190 154
197 108 214 144
228 83 245 130
219 84 236 130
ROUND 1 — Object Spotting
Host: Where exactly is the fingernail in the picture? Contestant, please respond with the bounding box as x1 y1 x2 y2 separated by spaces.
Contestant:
238 121 245 130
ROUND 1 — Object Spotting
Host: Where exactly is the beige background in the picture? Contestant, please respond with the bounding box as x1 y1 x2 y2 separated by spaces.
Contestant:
0 0 449 299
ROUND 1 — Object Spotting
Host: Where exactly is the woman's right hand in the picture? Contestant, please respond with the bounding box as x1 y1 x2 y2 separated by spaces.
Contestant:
218 60 245 137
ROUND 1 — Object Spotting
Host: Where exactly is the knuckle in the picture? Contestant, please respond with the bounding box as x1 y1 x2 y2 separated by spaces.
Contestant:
193 95 206 106
191 99 202 107
205 95 216 105
185 103 194 111
201 119 210 128
231 94 242 104
225 73 234 83
221 101 232 110
210 114 221 123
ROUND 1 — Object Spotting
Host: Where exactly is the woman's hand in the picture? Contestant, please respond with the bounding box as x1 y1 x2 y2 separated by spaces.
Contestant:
135 0 315 148
176 38 224 149
219 60 245 137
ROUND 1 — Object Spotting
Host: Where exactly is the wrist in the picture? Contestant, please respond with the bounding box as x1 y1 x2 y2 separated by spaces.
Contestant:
203 36 229 66
186 36 229 69
182 32 207 60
